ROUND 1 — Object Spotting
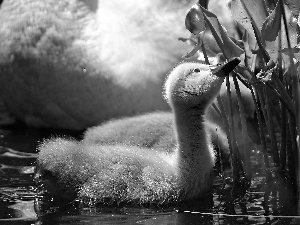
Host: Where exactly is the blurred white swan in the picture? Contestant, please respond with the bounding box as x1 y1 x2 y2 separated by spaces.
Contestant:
0 0 238 130
0 0 192 129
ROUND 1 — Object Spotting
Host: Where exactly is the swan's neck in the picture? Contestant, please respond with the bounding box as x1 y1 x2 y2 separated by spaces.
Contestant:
173 106 215 198
175 107 214 167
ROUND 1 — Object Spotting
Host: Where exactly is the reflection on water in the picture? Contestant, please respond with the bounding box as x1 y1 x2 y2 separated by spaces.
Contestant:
0 121 298 225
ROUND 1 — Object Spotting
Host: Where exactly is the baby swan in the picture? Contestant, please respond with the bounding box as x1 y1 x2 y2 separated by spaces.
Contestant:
35 58 240 205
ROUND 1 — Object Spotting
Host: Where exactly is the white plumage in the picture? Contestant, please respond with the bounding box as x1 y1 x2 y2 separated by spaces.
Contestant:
0 0 240 130
35 58 240 205
0 0 191 129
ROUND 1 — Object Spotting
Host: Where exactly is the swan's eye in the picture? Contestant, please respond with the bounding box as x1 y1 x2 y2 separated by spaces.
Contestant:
193 68 201 73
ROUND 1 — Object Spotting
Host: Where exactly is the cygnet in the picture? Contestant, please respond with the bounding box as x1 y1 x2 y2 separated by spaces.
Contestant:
35 58 240 205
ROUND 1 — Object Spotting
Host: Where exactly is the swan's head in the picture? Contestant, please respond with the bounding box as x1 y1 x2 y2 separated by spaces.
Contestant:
164 58 240 110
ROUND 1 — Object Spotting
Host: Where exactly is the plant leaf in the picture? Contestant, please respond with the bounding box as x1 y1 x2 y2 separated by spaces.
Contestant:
261 0 282 43
285 0 300 16
185 3 205 36
231 0 270 63
241 0 268 30
256 67 296 118
242 30 256 71
200 6 244 60
261 1 298 66
182 35 203 59
231 0 268 50
282 46 300 62
198 0 209 9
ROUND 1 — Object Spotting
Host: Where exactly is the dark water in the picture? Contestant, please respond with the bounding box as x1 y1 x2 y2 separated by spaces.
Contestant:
0 116 299 224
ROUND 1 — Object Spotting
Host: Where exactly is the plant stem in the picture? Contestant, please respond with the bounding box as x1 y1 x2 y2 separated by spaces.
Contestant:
264 85 280 167
252 86 271 177
226 76 243 183
232 73 252 179
279 0 300 212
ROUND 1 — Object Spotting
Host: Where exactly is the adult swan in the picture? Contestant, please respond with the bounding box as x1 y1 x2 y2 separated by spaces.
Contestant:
0 0 192 129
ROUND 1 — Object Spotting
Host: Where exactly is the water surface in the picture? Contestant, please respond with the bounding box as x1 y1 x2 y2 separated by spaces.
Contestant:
0 120 298 225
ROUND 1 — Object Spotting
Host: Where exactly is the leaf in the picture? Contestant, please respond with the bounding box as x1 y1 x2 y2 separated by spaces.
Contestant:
231 0 270 63
265 0 277 10
283 0 300 32
198 0 209 9
200 6 244 60
185 3 205 36
261 0 282 43
241 0 269 30
231 0 268 48
281 46 300 62
178 36 197 46
184 4 244 60
285 0 300 16
261 1 298 66
182 35 203 59
256 66 296 118
242 30 256 70
236 64 255 80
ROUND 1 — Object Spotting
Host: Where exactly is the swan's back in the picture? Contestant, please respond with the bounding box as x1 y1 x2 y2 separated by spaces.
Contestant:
83 111 229 156
83 112 175 152
0 0 190 129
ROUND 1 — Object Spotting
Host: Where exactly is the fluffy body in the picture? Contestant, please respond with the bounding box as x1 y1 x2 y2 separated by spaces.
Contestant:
36 60 240 205
37 138 181 204
83 111 229 155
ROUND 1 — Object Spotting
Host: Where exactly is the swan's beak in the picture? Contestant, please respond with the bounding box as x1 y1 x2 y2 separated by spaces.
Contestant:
211 57 241 77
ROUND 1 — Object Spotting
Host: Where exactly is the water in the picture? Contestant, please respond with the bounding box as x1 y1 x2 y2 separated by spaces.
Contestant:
0 119 299 224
